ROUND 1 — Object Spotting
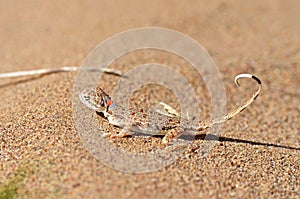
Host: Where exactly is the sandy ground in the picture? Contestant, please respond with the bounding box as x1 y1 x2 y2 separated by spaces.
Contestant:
0 0 299 198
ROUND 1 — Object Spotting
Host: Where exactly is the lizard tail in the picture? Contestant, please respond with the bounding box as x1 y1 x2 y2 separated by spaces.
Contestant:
210 73 262 125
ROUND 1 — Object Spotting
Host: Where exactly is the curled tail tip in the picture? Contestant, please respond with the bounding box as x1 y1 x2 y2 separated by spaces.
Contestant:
235 73 261 87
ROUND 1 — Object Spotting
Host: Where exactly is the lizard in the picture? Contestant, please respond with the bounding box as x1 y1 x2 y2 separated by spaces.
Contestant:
79 73 262 145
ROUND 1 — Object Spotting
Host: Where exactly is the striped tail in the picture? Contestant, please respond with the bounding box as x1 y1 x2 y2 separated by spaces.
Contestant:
211 73 262 125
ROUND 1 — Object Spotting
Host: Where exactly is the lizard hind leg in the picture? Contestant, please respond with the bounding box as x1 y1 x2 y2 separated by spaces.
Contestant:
162 127 184 145
154 102 180 117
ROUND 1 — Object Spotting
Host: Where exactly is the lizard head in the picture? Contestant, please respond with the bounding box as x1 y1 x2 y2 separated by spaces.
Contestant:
79 87 114 114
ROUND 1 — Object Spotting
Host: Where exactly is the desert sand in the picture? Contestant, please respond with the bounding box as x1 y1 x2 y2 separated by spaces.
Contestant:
0 0 299 198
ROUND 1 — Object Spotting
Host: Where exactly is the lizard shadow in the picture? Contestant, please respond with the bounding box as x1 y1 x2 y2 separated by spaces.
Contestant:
150 133 298 150
96 112 299 151
181 134 300 151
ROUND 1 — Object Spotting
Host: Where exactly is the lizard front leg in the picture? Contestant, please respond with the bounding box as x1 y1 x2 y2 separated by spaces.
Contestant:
102 114 135 138
102 124 134 138
109 123 133 138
